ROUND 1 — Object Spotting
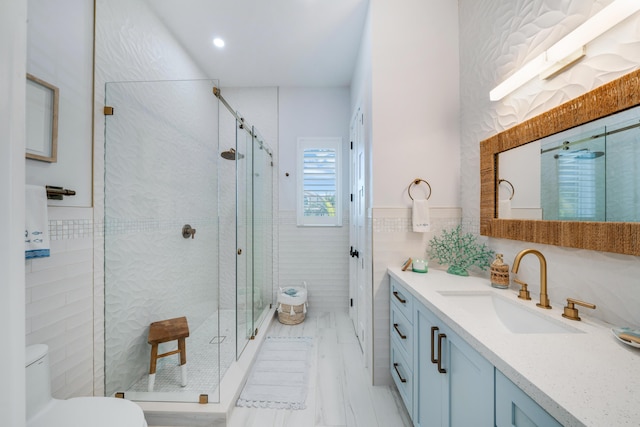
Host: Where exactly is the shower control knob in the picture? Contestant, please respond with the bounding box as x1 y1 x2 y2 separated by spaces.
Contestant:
182 224 196 239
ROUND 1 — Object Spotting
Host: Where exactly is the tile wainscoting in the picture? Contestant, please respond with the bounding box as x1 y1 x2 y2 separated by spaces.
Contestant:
25 206 95 399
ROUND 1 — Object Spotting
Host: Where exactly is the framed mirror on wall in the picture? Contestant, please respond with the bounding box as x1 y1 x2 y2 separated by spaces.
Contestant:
480 68 640 256
26 73 59 163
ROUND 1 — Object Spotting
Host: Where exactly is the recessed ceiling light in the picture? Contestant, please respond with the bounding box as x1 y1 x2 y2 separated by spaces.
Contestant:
213 38 225 48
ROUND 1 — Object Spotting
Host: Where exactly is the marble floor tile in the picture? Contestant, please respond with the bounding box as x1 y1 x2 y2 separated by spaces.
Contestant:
226 310 411 427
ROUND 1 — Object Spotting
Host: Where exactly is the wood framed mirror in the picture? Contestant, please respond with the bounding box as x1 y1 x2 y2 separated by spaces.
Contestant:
26 73 59 163
480 69 640 256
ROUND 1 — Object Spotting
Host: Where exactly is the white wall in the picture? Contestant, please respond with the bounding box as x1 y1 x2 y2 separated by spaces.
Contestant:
24 0 96 401
368 0 461 385
459 0 640 328
278 87 351 311
1 0 27 425
26 0 94 208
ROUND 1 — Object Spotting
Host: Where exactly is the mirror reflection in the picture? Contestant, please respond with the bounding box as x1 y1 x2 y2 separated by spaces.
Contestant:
498 104 640 222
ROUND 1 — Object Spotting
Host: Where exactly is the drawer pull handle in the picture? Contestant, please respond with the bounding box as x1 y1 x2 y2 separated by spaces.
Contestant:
393 291 407 304
393 363 407 383
430 326 439 364
437 333 447 374
393 323 407 339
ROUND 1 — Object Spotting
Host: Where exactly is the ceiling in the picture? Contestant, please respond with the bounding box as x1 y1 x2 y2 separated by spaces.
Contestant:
146 0 369 87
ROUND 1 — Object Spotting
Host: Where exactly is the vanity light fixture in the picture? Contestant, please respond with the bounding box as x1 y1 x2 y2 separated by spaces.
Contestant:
213 37 225 48
490 0 640 101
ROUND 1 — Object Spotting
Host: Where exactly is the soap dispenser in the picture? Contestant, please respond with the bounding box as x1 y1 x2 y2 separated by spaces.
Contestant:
490 253 510 289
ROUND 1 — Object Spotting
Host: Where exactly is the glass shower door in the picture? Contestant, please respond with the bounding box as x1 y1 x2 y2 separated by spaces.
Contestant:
236 117 254 358
252 126 273 331
103 79 221 403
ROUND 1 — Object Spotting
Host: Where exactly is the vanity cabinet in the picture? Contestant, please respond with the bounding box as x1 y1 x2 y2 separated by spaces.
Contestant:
391 276 553 427
415 302 494 427
390 279 415 414
495 370 562 427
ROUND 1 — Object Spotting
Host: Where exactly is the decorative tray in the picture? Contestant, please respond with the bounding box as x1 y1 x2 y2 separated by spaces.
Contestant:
611 327 640 348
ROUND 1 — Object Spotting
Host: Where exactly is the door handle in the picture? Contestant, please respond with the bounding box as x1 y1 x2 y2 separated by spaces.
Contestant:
437 333 447 373
350 246 359 258
430 326 439 364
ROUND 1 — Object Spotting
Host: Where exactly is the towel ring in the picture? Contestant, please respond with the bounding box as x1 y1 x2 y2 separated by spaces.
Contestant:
408 178 432 201
498 179 515 201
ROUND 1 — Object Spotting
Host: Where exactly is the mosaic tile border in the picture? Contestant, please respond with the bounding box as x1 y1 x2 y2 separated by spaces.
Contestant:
48 219 94 241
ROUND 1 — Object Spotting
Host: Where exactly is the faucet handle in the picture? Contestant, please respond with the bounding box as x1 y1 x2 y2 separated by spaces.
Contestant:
562 298 596 321
182 224 196 239
514 279 531 300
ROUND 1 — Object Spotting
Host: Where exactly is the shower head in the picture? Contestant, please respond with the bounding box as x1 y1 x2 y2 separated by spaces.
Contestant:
220 148 244 160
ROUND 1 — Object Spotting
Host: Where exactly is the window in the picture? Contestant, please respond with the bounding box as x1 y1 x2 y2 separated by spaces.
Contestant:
557 153 599 220
296 137 342 226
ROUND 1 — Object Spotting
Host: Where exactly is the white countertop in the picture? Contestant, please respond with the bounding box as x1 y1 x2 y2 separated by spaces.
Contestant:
387 267 640 427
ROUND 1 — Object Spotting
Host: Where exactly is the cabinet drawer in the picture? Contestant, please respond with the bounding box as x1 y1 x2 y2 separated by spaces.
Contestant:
495 370 562 427
391 343 413 415
390 278 413 321
391 304 413 365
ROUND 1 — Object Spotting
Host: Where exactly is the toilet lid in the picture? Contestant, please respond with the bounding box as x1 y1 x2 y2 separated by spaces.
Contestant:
28 397 147 427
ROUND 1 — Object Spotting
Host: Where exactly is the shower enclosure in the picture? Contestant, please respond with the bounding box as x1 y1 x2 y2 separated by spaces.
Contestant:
103 79 274 403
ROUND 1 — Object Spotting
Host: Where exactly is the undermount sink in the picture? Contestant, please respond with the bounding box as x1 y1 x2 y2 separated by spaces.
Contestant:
437 291 582 334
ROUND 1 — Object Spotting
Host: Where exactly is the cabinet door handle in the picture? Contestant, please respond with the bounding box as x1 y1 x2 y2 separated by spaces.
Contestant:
437 333 447 374
393 323 407 339
393 363 407 383
393 291 406 304
430 326 439 364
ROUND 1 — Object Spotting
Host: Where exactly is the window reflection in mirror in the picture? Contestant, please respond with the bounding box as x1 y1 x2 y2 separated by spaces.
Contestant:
498 103 640 222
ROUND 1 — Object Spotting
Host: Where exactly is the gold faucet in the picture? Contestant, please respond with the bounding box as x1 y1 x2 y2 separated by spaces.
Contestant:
511 249 551 309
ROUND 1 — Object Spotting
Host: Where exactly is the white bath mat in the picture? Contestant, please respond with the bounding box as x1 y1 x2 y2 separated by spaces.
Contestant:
236 336 313 410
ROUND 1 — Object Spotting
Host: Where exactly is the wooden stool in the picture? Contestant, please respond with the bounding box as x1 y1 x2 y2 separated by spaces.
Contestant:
147 316 189 392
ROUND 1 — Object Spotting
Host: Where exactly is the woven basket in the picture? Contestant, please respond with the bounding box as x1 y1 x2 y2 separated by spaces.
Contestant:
277 303 306 325
277 283 308 325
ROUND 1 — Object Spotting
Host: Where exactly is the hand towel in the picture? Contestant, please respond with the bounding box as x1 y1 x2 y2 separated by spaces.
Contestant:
25 185 50 259
498 199 512 219
412 199 431 232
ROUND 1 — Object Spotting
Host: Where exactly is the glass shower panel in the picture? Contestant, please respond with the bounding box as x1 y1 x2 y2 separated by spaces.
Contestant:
236 117 254 358
252 127 273 331
104 80 220 403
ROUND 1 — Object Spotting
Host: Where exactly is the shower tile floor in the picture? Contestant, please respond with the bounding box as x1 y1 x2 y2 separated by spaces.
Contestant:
128 309 237 394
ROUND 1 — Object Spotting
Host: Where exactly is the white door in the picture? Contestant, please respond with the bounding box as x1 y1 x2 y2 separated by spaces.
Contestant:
349 107 366 351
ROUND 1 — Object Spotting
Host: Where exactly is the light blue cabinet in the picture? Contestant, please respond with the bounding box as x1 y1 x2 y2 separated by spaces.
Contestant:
495 370 562 427
415 304 446 426
390 279 415 415
390 276 560 427
415 303 494 427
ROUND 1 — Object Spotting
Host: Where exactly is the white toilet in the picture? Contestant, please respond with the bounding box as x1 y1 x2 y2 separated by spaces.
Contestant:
26 344 148 427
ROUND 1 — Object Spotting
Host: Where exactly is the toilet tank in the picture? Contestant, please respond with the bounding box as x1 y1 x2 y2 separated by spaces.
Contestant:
26 344 52 420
